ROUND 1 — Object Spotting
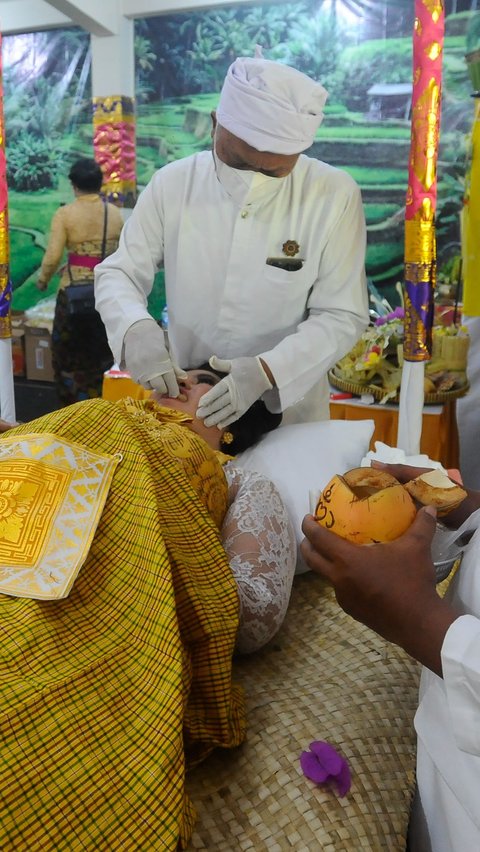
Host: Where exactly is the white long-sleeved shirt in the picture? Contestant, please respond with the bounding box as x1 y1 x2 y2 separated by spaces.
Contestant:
411 513 480 851
95 151 368 422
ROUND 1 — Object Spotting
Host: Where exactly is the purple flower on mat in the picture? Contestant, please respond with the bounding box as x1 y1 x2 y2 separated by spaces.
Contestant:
300 741 351 797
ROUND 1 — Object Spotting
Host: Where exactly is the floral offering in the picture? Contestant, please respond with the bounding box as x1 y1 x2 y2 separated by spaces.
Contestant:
332 307 469 403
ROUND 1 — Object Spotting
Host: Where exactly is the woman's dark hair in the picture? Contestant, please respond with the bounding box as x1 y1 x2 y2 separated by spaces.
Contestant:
68 158 104 193
222 399 282 455
197 363 282 454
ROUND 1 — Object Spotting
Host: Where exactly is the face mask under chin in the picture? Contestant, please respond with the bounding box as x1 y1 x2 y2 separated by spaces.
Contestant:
250 171 280 189
212 148 284 206
212 149 255 205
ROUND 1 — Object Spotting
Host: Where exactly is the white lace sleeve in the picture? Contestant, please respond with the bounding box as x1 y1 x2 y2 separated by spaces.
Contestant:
222 462 296 654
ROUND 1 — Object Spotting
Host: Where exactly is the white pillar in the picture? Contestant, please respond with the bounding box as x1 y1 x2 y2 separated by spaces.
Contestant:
90 16 135 99
90 13 136 208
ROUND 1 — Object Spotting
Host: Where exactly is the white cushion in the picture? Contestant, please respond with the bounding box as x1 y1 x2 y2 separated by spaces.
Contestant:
235 419 375 573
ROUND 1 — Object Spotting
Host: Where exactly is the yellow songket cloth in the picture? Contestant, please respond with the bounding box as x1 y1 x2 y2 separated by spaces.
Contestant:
0 398 245 851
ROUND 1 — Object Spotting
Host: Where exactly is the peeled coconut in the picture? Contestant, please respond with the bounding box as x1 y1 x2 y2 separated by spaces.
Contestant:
315 467 417 545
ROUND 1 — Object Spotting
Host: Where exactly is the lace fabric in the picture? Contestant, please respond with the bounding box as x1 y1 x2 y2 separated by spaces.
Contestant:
223 463 297 654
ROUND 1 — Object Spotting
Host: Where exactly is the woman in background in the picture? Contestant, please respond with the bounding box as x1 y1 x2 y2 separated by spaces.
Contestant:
37 157 124 405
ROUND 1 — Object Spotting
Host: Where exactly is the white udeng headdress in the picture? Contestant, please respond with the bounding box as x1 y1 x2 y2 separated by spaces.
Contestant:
216 57 328 155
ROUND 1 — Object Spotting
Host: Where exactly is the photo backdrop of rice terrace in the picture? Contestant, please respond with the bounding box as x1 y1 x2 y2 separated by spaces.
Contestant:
4 0 480 319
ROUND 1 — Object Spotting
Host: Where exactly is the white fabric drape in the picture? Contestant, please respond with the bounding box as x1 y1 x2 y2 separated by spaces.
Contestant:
0 338 15 423
397 360 425 455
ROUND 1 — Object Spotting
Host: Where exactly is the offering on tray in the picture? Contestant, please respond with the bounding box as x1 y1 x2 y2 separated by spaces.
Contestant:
332 308 469 403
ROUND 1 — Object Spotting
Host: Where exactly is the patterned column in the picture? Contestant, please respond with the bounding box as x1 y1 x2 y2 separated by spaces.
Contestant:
0 31 15 423
0 34 11 341
461 50 480 317
397 0 444 454
403 0 444 363
92 95 136 207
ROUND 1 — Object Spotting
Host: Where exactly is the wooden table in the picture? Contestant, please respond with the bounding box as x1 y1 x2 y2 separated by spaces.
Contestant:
329 395 459 469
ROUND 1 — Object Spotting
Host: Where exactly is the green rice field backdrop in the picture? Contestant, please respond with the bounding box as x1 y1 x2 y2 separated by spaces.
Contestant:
4 2 479 318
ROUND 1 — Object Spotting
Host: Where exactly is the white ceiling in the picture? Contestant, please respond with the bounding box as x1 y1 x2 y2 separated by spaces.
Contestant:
1 0 114 36
0 0 246 36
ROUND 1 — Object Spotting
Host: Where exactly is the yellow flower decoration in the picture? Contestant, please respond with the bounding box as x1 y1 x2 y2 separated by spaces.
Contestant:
364 350 381 368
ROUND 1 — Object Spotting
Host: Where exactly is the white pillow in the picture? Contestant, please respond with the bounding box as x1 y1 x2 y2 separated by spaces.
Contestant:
235 419 375 573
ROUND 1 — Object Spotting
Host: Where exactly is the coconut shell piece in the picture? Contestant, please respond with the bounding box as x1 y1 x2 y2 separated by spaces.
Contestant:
404 469 467 514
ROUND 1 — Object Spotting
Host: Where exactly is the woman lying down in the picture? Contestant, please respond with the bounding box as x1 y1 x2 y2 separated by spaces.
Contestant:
0 369 296 851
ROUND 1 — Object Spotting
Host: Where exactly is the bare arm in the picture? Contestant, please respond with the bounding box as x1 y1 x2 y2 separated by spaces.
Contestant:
38 208 67 286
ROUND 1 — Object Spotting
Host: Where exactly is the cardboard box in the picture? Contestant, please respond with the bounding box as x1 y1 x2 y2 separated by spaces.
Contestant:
11 311 25 329
24 325 54 382
12 328 26 377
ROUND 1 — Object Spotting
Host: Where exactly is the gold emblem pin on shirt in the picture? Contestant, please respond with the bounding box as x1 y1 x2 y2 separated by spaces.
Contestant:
282 240 300 257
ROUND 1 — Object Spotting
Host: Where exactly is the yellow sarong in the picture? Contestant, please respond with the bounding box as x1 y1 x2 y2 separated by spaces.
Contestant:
0 398 245 850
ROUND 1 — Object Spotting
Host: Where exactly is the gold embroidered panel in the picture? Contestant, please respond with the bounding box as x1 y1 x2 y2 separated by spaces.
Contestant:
0 434 120 600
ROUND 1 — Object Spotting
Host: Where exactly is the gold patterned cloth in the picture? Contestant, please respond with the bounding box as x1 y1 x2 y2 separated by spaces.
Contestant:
0 434 120 599
0 398 245 850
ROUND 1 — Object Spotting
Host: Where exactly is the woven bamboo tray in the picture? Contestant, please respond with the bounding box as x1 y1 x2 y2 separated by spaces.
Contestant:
187 573 420 851
329 369 469 405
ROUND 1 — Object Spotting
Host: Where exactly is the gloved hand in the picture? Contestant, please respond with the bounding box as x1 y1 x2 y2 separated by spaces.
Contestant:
123 319 188 395
196 355 273 428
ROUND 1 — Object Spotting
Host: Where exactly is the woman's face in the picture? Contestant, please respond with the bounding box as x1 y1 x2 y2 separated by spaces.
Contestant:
152 369 224 449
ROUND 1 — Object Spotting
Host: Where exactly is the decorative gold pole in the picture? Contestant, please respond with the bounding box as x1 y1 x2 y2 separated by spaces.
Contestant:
461 51 480 317
92 95 136 207
397 0 444 455
0 32 16 423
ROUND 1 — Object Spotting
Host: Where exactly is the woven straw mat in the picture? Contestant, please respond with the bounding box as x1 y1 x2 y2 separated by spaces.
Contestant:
187 571 420 851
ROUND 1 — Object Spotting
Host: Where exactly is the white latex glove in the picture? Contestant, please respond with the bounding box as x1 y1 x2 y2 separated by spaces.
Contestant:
123 319 188 395
196 355 273 428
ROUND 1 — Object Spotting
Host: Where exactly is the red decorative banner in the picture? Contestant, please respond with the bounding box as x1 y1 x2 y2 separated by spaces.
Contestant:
0 33 12 341
403 0 445 361
92 95 136 208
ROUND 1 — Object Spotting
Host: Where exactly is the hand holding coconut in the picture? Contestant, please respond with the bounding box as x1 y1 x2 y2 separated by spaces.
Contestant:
370 460 480 529
301 508 460 676
313 464 469 545
301 462 473 676
312 467 417 545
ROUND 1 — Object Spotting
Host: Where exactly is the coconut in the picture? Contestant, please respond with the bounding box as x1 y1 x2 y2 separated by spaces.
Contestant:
315 467 417 545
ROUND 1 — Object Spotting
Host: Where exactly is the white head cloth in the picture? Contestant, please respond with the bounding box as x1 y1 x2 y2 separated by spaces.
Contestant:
216 57 328 154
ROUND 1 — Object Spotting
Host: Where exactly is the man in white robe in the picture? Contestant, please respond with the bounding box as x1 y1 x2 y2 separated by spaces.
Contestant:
95 55 368 427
